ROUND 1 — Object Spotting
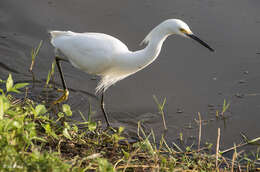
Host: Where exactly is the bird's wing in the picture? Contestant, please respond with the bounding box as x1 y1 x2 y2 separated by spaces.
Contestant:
50 31 129 75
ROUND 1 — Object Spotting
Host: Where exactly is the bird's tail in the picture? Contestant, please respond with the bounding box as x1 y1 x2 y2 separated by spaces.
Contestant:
49 30 74 47
49 30 73 39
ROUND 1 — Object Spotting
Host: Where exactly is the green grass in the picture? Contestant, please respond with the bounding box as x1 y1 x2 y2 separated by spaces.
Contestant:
0 73 260 171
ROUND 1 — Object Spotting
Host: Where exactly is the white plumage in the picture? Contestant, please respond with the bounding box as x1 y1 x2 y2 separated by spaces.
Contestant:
50 19 213 94
50 31 131 93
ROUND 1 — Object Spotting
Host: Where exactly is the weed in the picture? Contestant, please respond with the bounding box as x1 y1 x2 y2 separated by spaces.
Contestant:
0 74 260 171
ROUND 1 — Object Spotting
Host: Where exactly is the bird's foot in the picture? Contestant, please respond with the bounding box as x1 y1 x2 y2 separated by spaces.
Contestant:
52 89 69 105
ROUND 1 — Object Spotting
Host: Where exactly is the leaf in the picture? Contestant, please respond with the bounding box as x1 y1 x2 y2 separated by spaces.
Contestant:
45 70 52 86
57 112 64 118
6 74 13 92
31 136 47 142
0 79 5 83
43 123 58 139
186 146 191 152
46 61 55 87
31 40 43 60
35 40 43 57
0 96 4 119
8 88 21 94
12 121 21 129
35 104 47 116
79 111 87 122
143 138 155 155
122 149 129 160
72 124 78 133
64 122 70 129
44 123 52 134
62 104 72 116
31 48 35 61
88 122 97 131
63 128 72 140
51 60 55 75
13 83 29 90
0 95 10 119
118 126 124 134
248 137 260 145
97 158 114 172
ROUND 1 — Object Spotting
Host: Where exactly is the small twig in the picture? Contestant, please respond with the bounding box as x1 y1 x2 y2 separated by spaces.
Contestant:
57 139 63 155
25 87 28 99
221 155 230 169
198 112 202 151
113 158 124 171
231 143 237 172
216 128 220 171
172 141 183 152
221 135 260 154
238 163 242 172
221 142 247 154
118 164 165 171
30 71 36 88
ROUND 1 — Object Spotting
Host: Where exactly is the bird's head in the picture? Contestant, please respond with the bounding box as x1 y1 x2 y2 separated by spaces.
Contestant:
165 19 214 52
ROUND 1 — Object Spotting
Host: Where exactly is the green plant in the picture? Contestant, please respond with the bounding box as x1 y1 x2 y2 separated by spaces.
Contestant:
153 95 167 130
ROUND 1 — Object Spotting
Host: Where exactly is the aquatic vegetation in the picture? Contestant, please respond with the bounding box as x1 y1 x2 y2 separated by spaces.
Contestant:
0 74 259 171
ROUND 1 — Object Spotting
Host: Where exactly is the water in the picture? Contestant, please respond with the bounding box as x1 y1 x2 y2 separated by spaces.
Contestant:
0 0 260 150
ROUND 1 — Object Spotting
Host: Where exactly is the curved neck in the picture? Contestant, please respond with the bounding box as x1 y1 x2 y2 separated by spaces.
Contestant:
137 32 169 68
120 27 171 74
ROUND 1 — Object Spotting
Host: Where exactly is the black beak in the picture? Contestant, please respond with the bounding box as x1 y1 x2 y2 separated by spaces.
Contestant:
186 34 214 52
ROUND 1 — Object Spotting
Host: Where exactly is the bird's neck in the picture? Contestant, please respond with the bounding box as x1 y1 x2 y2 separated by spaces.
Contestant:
115 25 171 75
130 27 170 71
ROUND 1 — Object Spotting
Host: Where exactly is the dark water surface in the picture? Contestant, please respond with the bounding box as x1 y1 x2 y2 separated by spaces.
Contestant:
0 0 260 150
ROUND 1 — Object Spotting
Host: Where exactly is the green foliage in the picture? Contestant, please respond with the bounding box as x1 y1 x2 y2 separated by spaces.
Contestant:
78 107 97 132
62 122 72 140
88 121 97 131
23 151 70 172
42 123 58 139
153 95 167 130
221 99 230 115
97 158 115 172
31 40 42 62
111 126 125 144
34 104 47 117
4 74 29 94
0 73 259 171
0 74 71 171
62 104 72 117
0 95 9 119
45 61 56 87
6 74 13 92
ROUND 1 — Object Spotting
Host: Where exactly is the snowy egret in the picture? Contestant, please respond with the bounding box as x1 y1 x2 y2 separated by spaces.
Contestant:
49 19 214 127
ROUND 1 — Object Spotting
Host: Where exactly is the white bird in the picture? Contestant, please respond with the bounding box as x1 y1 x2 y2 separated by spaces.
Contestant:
49 19 214 127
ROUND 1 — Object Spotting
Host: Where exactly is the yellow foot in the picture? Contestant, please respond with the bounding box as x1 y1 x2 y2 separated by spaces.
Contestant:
52 89 69 105
56 88 65 93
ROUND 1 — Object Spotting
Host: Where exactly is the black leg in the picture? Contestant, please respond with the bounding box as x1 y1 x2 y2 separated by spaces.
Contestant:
101 91 111 127
52 57 69 105
55 57 67 90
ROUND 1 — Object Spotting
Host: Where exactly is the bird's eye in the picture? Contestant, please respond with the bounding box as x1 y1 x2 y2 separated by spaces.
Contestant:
179 28 187 34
